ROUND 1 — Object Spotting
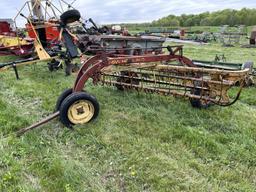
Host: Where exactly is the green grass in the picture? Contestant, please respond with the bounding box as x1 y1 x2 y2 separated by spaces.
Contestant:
0 42 256 191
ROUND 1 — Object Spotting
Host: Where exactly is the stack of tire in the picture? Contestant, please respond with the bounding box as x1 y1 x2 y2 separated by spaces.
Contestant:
60 9 81 25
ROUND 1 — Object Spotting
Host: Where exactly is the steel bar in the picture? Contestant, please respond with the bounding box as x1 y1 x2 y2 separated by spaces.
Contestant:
102 71 234 86
102 73 209 90
102 80 225 104
0 57 58 71
154 65 249 76
86 46 183 52
16 111 60 137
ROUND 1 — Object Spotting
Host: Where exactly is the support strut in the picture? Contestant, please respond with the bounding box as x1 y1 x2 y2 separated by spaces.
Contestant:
16 111 60 137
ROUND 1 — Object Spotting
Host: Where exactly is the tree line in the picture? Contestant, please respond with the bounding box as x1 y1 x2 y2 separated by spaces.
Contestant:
121 8 256 28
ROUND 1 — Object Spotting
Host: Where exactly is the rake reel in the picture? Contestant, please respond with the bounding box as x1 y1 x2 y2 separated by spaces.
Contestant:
17 46 249 135
102 62 248 106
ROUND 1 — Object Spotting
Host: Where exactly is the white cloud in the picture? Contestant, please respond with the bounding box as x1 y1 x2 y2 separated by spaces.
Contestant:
73 0 256 24
0 0 255 27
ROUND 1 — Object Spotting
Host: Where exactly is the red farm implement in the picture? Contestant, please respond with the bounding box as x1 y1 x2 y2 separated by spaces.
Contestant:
0 21 34 57
17 45 249 135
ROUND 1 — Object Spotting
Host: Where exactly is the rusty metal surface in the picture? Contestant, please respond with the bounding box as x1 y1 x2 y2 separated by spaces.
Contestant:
77 34 165 54
87 34 165 41
16 112 60 136
72 46 249 106
16 45 249 134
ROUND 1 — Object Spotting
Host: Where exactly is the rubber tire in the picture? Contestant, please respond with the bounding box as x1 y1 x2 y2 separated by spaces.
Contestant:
59 92 100 128
60 9 81 25
190 88 210 109
55 88 73 111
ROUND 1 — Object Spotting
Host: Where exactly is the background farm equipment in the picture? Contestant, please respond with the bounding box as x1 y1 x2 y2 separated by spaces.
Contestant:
0 0 84 76
144 28 185 39
0 20 34 57
0 19 21 39
80 18 113 35
143 27 218 43
73 17 166 55
186 32 218 43
3 0 166 76
77 34 165 55
240 26 256 48
0 35 34 57
219 25 247 46
193 59 254 74
249 26 256 45
0 20 16 36
193 58 254 86
72 18 128 36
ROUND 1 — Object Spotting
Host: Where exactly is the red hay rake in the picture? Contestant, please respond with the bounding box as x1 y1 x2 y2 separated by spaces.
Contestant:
17 45 249 135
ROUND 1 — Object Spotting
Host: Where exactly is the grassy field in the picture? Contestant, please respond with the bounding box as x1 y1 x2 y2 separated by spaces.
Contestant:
0 42 256 192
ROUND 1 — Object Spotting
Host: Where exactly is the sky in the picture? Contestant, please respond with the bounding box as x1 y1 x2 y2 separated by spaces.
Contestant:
0 0 256 26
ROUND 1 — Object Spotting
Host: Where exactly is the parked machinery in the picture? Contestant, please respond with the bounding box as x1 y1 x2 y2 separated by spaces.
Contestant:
74 17 166 55
15 8 251 135
17 45 250 135
0 0 82 76
219 25 247 46
0 20 34 57
249 26 256 45
28 2 81 76
57 46 248 126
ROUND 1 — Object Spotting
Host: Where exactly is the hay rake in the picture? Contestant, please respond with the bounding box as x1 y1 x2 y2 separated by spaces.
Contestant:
74 45 248 106
17 45 249 135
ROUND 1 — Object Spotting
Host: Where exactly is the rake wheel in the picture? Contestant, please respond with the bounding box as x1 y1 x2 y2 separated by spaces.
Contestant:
59 92 99 127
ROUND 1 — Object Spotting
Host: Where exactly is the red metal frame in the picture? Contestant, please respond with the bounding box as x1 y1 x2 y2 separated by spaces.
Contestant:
0 21 16 36
73 46 195 92
26 21 60 44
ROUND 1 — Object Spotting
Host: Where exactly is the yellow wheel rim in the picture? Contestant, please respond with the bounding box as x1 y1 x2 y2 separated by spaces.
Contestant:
67 100 95 125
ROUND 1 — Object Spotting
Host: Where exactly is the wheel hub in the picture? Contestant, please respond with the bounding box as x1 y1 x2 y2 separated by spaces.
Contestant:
67 100 94 125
